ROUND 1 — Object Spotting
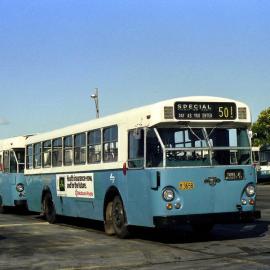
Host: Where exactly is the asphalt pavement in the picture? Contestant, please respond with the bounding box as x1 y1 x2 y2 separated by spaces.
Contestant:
0 184 269 270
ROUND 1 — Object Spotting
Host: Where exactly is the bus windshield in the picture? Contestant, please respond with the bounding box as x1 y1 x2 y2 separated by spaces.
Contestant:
260 150 270 165
10 149 25 173
146 127 251 167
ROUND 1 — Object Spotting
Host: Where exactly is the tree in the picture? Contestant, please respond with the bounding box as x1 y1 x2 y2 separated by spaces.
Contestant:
252 107 270 146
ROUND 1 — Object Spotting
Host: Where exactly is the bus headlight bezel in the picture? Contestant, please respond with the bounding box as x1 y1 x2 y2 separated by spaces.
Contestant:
16 183 24 193
162 188 175 202
245 184 255 197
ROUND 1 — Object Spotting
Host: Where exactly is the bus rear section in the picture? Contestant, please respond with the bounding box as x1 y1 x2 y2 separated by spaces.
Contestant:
126 126 260 232
0 138 27 213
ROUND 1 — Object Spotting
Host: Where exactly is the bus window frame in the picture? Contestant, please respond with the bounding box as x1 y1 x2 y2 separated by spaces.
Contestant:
33 142 42 169
10 150 18 173
0 153 2 171
74 132 87 165
103 125 118 163
26 144 33 170
3 150 10 173
42 140 52 168
128 128 145 169
13 148 25 173
87 129 102 164
63 135 73 166
52 137 63 167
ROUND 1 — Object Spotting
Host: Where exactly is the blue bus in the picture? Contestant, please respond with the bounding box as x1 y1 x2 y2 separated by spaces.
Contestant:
0 136 28 213
257 145 270 182
24 96 260 238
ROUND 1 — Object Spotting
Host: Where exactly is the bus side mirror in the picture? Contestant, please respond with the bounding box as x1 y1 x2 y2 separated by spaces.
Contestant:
248 130 253 138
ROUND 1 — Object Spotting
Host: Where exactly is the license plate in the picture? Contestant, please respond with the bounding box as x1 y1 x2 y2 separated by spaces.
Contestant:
225 169 244 180
179 181 194 190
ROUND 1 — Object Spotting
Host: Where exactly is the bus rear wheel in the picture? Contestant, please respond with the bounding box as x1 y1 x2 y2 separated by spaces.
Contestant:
112 196 130 238
43 193 57 224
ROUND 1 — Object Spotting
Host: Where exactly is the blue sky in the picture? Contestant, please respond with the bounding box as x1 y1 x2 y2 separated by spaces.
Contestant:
0 0 270 139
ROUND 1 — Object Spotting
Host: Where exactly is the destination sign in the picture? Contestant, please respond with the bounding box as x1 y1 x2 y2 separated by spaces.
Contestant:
174 102 237 120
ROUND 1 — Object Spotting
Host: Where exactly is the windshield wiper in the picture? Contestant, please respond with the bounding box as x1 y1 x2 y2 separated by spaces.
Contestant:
187 125 203 141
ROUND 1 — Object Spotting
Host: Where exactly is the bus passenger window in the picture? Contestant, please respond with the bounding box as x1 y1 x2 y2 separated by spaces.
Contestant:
10 151 17 173
74 133 86 165
0 154 2 171
3 151 10 173
52 138 63 167
26 145 33 169
88 129 101 163
43 140 52 168
64 136 73 166
33 143 41 168
103 126 118 162
128 129 144 168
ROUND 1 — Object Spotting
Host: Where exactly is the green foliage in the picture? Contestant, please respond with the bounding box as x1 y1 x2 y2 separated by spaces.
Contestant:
252 107 270 146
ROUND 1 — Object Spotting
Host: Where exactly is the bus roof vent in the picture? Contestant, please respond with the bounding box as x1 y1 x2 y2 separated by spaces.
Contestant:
164 106 174 119
238 107 247 119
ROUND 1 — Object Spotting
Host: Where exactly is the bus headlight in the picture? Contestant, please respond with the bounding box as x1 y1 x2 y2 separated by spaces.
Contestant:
162 188 175 202
245 184 255 197
16 183 24 193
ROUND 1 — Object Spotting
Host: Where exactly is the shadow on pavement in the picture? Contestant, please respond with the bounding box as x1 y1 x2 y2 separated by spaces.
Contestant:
0 236 7 241
32 213 269 244
128 219 270 244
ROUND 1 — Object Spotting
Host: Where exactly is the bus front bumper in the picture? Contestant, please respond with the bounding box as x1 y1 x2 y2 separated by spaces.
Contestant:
153 210 261 228
14 200 27 208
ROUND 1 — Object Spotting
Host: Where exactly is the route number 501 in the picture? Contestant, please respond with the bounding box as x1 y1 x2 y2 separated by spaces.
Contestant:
218 106 233 119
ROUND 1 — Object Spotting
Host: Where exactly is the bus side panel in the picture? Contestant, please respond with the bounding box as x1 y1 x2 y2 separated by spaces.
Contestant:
125 169 154 227
25 175 53 212
72 170 128 221
0 173 13 206
26 171 128 222
51 169 152 224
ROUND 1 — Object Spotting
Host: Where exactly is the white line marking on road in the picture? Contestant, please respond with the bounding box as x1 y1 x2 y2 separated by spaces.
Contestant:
0 222 49 228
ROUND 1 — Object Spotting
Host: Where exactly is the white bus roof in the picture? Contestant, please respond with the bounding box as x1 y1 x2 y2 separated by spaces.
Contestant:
0 136 29 151
26 96 251 144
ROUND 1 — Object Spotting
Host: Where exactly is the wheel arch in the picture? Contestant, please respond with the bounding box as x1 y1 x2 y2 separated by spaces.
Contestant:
103 186 122 220
41 185 52 204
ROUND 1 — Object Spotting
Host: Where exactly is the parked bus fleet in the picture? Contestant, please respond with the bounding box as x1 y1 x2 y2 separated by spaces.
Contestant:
0 96 261 238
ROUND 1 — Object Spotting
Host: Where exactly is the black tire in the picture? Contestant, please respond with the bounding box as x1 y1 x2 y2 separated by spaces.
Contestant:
104 201 115 236
112 196 130 238
43 193 57 223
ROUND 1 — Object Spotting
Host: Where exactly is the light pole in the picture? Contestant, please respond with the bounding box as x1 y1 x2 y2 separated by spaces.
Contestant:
91 88 100 118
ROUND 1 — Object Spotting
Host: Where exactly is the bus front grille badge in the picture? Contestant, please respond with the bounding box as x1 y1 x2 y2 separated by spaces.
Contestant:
204 177 221 186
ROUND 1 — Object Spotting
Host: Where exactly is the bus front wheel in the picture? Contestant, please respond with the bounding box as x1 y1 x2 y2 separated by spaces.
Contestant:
43 193 57 224
104 201 115 236
112 196 130 238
